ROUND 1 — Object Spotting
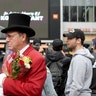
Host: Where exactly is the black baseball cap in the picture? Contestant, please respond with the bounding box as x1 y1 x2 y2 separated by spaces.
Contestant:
63 29 85 41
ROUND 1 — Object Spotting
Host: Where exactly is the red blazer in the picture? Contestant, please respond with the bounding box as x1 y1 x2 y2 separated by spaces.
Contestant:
3 45 47 96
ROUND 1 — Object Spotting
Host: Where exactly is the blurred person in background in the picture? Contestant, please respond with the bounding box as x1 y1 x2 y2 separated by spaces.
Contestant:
0 26 6 71
33 38 48 56
33 38 42 51
90 38 96 96
92 38 96 60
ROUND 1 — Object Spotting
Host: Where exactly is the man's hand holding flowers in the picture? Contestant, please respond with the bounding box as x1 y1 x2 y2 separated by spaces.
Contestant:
2 51 32 79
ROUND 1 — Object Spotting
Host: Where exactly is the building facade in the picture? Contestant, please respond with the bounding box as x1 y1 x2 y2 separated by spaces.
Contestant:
61 0 96 44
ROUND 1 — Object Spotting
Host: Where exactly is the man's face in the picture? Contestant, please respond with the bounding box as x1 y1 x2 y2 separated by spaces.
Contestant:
66 37 77 50
6 31 25 52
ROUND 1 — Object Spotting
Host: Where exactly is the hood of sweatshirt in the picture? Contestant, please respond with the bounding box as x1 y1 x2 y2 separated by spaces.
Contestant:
74 47 95 64
46 49 64 62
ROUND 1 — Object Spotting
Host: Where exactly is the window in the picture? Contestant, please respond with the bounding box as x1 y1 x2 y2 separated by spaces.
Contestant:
70 6 77 21
78 6 85 22
63 0 96 22
63 6 69 21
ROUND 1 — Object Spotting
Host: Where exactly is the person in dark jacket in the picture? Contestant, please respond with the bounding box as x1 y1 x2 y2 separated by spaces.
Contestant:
90 38 96 96
46 39 71 96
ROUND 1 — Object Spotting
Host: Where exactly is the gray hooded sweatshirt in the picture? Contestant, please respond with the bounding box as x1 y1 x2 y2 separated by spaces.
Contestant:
65 47 94 96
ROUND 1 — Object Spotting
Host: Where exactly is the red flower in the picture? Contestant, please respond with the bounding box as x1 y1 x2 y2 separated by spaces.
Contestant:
18 60 24 67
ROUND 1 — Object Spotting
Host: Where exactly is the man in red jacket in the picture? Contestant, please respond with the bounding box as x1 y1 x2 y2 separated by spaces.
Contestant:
0 13 46 96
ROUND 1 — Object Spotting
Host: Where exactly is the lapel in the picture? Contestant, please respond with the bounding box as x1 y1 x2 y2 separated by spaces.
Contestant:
22 44 33 56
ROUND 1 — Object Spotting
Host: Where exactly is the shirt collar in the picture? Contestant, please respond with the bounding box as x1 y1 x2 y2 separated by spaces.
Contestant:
20 44 29 56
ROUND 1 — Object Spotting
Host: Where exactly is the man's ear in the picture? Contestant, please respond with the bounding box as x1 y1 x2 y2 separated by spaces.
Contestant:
76 38 81 44
22 33 27 41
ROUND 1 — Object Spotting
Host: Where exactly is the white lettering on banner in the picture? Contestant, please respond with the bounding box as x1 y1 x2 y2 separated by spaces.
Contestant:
0 11 44 21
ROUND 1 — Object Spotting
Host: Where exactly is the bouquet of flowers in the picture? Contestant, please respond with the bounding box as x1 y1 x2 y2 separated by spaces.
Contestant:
2 51 32 79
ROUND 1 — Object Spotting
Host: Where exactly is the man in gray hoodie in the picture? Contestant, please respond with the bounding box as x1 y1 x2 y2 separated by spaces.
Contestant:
64 29 94 96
